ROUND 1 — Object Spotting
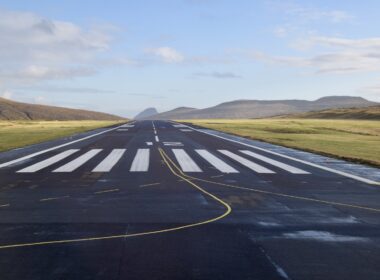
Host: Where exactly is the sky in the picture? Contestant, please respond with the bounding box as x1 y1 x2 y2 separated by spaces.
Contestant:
1 0 380 117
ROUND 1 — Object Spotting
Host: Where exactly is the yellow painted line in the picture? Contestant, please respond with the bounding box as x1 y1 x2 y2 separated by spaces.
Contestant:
0 148 231 250
162 147 380 213
0 204 10 208
40 196 69 202
94 188 119 194
139 182 161 188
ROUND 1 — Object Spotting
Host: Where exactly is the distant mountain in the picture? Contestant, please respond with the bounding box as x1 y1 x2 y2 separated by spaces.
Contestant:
146 96 378 119
134 107 158 119
277 105 380 120
0 97 125 121
143 107 196 120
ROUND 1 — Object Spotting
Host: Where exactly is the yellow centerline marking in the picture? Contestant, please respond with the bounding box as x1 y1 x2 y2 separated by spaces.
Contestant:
40 196 69 202
0 149 231 250
94 188 119 194
162 154 380 213
139 182 161 188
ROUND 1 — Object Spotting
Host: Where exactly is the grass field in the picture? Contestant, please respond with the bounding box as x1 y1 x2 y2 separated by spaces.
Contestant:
184 119 380 167
0 120 124 152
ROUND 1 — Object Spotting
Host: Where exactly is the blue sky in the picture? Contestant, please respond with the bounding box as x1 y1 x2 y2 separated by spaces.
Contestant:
1 0 380 117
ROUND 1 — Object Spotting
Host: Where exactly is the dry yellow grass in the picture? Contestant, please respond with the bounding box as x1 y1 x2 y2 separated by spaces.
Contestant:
183 119 380 167
0 120 124 152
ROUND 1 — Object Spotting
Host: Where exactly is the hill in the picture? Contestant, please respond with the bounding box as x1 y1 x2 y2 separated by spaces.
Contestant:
143 107 197 120
146 96 378 119
0 97 125 121
134 107 158 119
277 105 380 120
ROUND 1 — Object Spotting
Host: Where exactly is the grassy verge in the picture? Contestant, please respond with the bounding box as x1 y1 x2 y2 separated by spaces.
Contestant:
0 120 125 152
183 119 380 167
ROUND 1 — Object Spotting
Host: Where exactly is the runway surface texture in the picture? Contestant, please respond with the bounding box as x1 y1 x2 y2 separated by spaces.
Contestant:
0 120 379 280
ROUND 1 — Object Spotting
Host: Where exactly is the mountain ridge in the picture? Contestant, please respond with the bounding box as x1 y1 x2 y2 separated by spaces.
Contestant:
0 97 125 121
134 107 158 119
276 105 380 120
142 96 378 120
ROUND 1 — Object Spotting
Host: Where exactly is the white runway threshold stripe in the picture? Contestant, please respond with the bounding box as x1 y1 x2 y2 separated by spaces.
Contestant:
130 149 150 172
174 121 380 185
172 149 202 172
0 123 131 169
53 149 102 173
92 149 126 172
195 149 238 173
218 150 275 174
240 150 310 174
17 149 79 173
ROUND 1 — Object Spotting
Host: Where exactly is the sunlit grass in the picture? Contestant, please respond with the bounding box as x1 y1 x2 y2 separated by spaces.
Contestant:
0 120 124 152
183 119 380 167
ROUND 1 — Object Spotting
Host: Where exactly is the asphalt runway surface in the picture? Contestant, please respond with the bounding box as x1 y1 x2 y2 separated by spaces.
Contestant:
0 120 379 280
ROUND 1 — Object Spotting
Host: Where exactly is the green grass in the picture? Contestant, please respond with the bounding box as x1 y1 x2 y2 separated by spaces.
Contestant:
183 119 380 167
0 120 124 152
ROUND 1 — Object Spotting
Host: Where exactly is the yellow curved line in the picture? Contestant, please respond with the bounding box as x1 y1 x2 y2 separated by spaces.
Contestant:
162 151 380 213
0 149 231 250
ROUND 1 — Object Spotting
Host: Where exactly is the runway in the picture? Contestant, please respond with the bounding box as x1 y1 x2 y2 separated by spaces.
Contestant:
0 120 379 279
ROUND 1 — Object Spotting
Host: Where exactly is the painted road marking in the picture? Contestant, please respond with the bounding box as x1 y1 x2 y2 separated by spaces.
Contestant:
219 150 275 174
240 150 310 174
155 136 160 142
130 149 150 172
163 142 183 146
180 129 193 132
17 149 79 173
53 149 102 173
92 149 126 172
152 121 157 134
94 188 119 194
0 149 231 250
173 124 186 128
175 122 379 185
139 182 161 187
40 196 69 202
146 142 153 146
0 204 10 208
211 175 224 178
0 123 132 169
195 149 238 173
172 149 202 172
117 128 128 131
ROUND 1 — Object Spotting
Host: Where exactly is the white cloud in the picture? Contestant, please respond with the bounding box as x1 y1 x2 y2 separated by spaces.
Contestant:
192 71 242 79
34 95 48 104
357 83 380 97
271 1 354 23
290 7 353 23
251 36 380 74
295 36 380 50
0 8 114 84
273 27 288 38
0 65 97 81
1 90 13 100
145 47 185 63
